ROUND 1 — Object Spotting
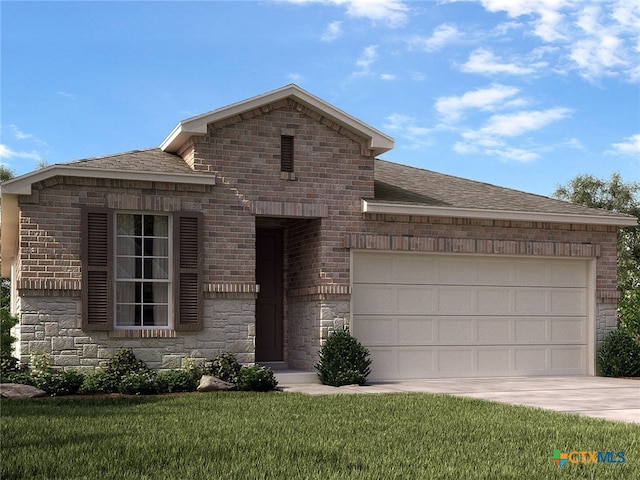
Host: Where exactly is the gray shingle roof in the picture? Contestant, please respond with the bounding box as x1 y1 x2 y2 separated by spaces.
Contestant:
373 159 633 220
64 148 194 175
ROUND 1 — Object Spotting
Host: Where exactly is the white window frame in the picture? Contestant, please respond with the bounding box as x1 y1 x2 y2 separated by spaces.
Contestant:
113 212 173 330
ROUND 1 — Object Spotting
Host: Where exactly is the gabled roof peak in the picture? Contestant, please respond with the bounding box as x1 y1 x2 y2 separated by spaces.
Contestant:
159 84 394 155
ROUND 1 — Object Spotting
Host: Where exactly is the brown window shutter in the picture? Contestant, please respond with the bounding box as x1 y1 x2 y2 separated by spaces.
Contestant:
81 207 113 331
174 212 203 330
281 135 294 173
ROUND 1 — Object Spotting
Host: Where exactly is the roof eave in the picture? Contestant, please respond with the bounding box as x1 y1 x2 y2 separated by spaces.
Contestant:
1 165 216 196
362 200 639 227
159 84 395 155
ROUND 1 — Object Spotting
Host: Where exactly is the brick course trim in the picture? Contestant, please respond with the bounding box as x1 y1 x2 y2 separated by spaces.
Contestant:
345 233 601 257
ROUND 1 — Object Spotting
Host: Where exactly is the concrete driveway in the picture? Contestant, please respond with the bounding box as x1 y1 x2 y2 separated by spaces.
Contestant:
278 376 640 424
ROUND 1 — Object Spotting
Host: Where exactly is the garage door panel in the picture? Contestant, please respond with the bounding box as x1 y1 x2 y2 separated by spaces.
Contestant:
551 290 586 315
398 317 435 344
477 318 512 343
514 318 548 343
437 287 475 314
352 285 396 314
551 317 586 342
352 252 589 380
397 286 437 314
477 348 511 371
437 318 474 344
351 316 397 345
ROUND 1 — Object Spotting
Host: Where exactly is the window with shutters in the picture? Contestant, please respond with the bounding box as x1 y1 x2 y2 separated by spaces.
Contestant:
82 207 203 332
115 213 171 328
281 135 294 173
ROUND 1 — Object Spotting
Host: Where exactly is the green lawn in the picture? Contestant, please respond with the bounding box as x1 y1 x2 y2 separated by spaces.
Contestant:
1 392 637 479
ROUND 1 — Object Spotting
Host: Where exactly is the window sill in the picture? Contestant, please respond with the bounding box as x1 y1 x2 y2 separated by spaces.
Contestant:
280 172 296 181
110 329 177 339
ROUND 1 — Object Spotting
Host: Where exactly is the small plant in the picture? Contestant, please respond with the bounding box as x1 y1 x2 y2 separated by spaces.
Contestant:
79 370 119 394
0 308 18 355
237 365 278 392
0 351 21 379
315 327 371 387
118 372 159 395
598 328 640 377
33 370 84 396
156 369 199 393
204 352 241 384
105 348 151 378
29 352 53 376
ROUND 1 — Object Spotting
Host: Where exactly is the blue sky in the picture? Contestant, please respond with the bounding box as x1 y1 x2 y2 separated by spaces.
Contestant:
1 0 638 196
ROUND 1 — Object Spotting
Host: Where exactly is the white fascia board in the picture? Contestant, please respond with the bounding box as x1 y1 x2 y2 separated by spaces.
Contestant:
160 84 395 155
1 193 20 277
362 199 639 227
1 165 216 195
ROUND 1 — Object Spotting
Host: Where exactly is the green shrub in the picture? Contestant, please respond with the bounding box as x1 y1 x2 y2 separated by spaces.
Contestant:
618 289 640 339
105 349 151 378
237 365 278 392
79 370 119 394
33 371 84 396
315 327 371 386
204 352 241 384
2 372 36 386
0 307 18 355
0 351 21 379
118 372 159 395
598 328 640 377
156 369 199 393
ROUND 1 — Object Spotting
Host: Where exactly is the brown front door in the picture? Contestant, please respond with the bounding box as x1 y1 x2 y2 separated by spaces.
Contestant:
255 227 284 362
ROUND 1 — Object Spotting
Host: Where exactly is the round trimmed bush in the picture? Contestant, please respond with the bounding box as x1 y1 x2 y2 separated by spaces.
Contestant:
598 328 640 377
204 352 241 384
237 365 278 392
156 369 199 393
315 328 372 387
79 370 119 394
118 372 159 395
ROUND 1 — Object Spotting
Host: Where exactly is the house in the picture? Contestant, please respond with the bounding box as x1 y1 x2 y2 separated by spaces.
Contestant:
1 85 636 381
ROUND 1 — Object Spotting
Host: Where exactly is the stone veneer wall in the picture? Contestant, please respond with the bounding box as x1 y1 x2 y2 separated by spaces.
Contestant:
287 298 350 370
16 296 256 371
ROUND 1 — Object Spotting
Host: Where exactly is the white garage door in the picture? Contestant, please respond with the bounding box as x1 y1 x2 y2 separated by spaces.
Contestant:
352 252 590 381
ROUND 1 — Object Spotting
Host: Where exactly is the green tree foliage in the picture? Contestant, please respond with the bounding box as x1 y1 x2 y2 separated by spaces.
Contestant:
553 173 639 291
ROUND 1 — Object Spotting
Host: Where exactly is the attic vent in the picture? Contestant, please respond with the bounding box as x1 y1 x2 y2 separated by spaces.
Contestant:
281 135 294 173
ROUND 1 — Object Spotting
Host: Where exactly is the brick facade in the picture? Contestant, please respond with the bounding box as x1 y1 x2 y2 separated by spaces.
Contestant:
8 95 625 374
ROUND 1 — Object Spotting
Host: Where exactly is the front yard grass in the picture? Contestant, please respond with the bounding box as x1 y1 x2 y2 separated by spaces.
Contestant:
1 391 638 479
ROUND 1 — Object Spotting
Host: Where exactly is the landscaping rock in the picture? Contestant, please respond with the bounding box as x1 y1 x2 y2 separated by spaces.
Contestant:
197 376 235 392
0 383 47 399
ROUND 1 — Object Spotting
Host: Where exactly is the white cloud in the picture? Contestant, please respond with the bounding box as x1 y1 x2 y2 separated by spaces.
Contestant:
352 45 378 77
57 91 77 100
461 48 545 75
609 133 640 157
383 113 432 148
321 21 342 41
287 73 305 83
435 84 520 123
342 0 409 27
409 23 461 52
477 0 640 82
380 73 396 81
0 144 43 162
453 107 571 162
470 107 571 138
285 0 409 27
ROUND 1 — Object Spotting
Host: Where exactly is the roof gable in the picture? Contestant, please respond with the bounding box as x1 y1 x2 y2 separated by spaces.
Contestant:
160 84 394 156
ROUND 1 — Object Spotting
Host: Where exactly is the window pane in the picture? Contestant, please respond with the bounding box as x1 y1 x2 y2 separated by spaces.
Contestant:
117 257 141 279
116 304 138 326
144 258 169 279
141 282 168 303
117 237 140 256
143 305 168 327
117 214 142 236
116 282 138 303
144 215 168 237
144 238 168 257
